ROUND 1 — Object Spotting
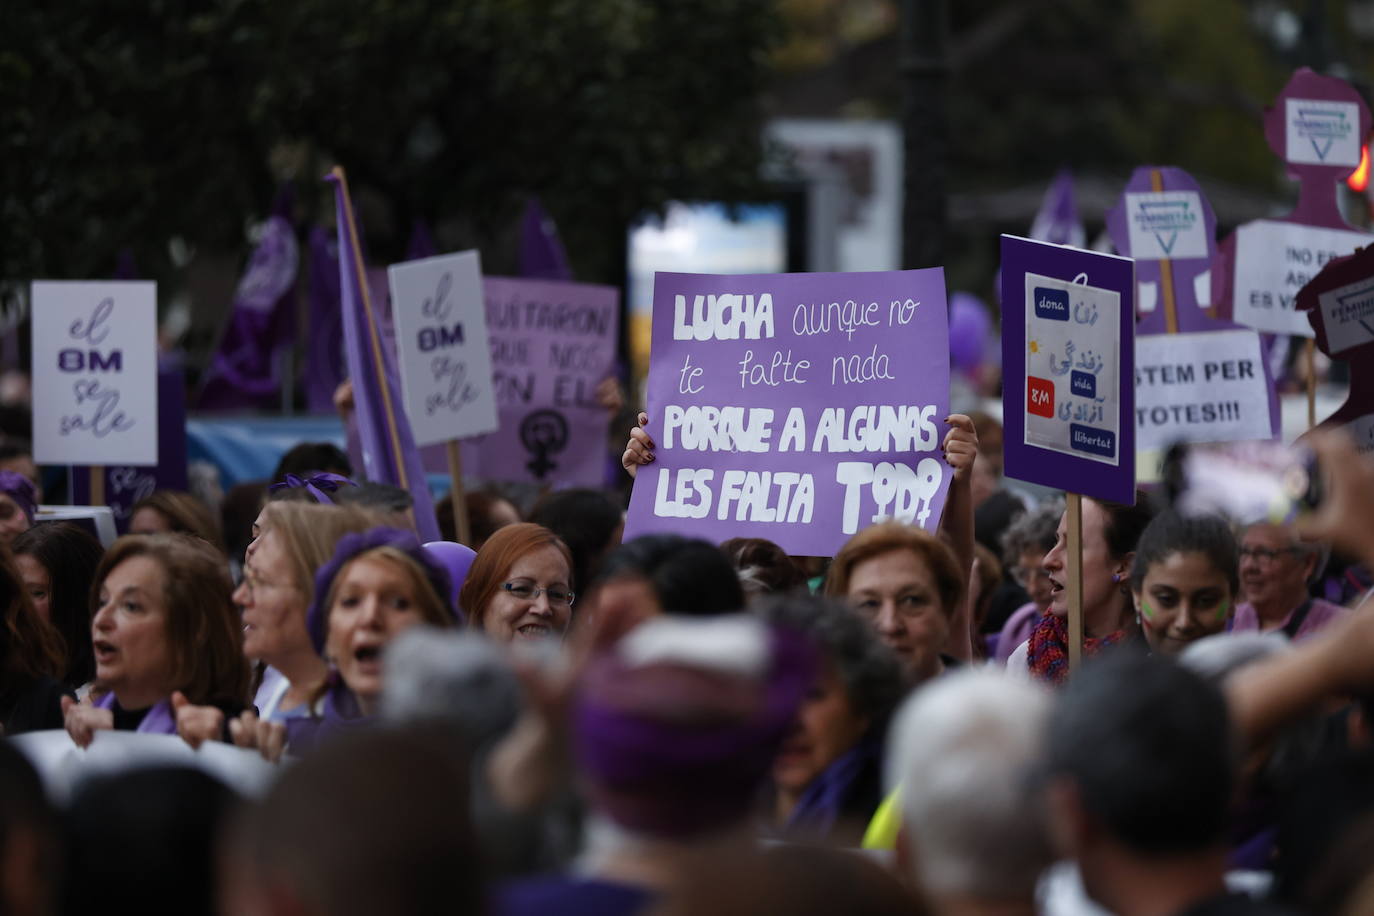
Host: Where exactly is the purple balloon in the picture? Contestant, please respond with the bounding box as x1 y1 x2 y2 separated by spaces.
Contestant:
423 541 477 608
949 291 991 377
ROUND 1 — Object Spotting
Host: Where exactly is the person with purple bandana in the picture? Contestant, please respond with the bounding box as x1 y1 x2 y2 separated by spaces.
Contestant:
496 614 815 916
1230 522 1348 642
62 534 251 745
0 470 36 546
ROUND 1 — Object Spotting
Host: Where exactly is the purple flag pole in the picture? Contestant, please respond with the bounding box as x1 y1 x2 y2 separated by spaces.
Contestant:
328 167 441 543
519 198 573 281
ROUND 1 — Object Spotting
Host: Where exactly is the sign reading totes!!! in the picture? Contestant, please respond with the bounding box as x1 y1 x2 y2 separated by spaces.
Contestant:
388 251 498 447
462 277 620 487
624 269 953 558
31 281 158 466
1134 330 1274 450
1232 220 1374 337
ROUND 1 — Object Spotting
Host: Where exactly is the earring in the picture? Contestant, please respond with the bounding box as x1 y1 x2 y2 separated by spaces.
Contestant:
1111 573 1122 583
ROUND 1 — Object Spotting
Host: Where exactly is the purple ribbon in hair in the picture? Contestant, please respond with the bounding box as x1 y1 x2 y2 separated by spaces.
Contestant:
0 471 37 524
268 471 357 505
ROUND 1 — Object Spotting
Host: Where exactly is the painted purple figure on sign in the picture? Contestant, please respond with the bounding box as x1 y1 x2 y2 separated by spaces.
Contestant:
1213 69 1374 347
623 270 953 558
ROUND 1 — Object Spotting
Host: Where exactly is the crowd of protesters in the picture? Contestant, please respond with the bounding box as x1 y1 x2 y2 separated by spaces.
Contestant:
0 396 1372 916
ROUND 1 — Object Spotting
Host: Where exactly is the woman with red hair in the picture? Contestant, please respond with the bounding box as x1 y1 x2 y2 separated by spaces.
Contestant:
459 523 575 642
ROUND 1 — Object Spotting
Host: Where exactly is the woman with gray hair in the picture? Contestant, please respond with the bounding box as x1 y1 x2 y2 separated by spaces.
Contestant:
993 500 1062 664
756 593 905 846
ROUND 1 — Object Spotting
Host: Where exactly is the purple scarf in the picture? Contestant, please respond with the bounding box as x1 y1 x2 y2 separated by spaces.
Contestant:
283 682 372 756
95 692 177 735
267 471 357 504
781 735 882 840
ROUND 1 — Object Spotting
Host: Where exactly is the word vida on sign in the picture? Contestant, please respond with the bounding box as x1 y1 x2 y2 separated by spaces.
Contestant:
32 281 158 466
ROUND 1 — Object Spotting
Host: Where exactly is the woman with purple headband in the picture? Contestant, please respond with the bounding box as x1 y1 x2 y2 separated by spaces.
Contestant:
255 527 459 759
0 470 37 546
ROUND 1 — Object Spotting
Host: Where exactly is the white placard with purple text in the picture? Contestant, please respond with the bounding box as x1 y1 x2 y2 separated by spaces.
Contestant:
1233 220 1373 337
388 250 499 447
1285 98 1362 167
31 281 158 466
1134 329 1274 450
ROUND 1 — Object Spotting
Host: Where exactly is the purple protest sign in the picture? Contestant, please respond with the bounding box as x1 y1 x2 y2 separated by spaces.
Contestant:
1002 236 1136 504
459 277 620 487
624 269 953 557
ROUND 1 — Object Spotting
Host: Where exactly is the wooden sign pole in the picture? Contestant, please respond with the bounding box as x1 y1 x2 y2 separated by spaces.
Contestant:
445 440 472 546
1066 492 1085 670
89 466 105 510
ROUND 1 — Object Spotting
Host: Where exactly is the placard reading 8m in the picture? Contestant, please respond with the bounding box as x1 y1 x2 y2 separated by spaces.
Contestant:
1022 272 1121 466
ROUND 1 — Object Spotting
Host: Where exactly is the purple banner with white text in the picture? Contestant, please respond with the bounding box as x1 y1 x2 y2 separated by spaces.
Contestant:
625 269 953 557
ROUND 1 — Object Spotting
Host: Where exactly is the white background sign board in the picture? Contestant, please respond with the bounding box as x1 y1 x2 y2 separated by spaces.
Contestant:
31 281 158 466
388 251 499 447
1134 329 1274 450
1232 220 1373 337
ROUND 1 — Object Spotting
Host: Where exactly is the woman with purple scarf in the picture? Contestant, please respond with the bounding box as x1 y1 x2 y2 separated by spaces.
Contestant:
276 527 459 756
756 594 904 846
0 470 37 546
62 534 251 745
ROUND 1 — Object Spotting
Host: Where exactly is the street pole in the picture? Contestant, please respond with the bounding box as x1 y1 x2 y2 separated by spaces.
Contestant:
900 0 949 270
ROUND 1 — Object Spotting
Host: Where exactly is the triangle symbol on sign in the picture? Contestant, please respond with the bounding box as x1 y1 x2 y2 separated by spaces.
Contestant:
1312 136 1334 161
1153 230 1178 255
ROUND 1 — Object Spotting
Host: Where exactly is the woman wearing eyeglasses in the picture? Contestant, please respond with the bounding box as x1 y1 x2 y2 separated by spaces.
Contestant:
459 523 576 642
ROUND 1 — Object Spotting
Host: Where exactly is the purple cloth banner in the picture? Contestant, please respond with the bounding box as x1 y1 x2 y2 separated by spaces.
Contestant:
459 277 620 487
303 227 345 414
198 204 300 410
328 168 441 543
1030 170 1086 249
624 270 953 557
1000 236 1136 504
519 199 573 281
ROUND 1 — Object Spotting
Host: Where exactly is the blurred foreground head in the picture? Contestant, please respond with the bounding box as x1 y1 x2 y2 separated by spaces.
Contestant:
63 766 236 916
574 615 814 840
0 742 57 916
890 668 1053 905
1042 651 1235 874
229 727 481 916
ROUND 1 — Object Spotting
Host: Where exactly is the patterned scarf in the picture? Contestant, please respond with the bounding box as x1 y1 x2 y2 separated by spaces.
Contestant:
1027 612 1127 685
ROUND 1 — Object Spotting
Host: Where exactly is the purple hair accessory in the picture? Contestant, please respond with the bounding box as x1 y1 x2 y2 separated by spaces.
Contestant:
305 526 457 656
422 541 476 616
0 471 37 524
269 471 357 505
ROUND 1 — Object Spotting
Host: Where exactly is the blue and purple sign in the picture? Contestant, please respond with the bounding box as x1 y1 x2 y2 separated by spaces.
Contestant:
1002 236 1136 504
625 269 953 557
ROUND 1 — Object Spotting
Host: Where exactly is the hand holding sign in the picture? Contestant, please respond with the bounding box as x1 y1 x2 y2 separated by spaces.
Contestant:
61 696 112 749
622 411 655 478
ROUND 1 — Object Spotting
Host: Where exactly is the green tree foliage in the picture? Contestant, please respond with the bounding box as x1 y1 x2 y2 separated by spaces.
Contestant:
1 0 784 284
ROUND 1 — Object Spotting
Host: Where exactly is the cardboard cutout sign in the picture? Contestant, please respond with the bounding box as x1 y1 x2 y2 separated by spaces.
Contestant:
624 269 953 557
1001 236 1136 504
31 281 159 467
1105 166 1280 449
1214 69 1374 340
1295 243 1374 448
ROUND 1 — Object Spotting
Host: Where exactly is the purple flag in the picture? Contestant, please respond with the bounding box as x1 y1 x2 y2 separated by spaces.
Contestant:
199 194 300 410
407 220 438 261
303 226 345 413
1030 170 1086 248
519 198 573 281
328 167 441 543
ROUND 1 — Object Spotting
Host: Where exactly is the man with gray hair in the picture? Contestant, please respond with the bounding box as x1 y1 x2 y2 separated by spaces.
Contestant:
889 668 1053 915
1231 522 1345 641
